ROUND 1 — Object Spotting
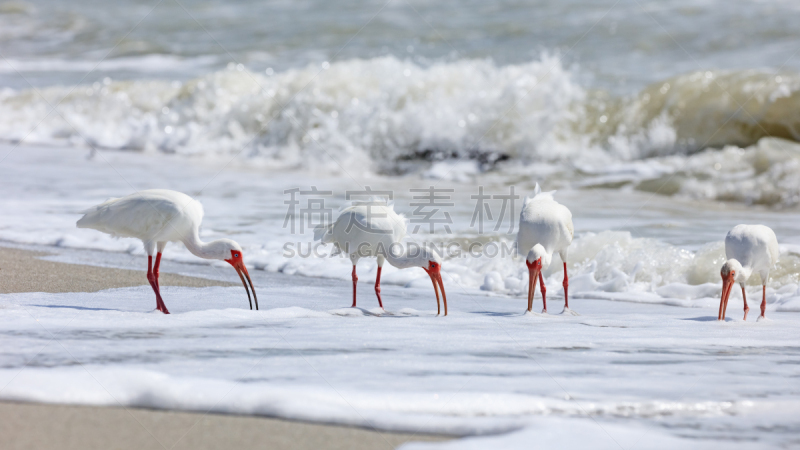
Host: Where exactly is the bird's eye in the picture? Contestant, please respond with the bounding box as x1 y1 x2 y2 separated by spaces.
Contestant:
234 253 239 257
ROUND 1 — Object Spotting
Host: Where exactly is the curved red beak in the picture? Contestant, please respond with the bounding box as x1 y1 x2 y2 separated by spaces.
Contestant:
718 271 735 321
423 262 448 316
226 251 258 310
526 258 542 313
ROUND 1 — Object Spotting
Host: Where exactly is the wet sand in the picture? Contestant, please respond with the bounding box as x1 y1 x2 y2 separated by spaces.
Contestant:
0 246 448 450
0 246 234 293
0 401 443 450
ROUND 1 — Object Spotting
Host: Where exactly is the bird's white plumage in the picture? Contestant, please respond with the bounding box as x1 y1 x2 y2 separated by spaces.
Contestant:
316 202 407 263
516 183 574 267
723 224 779 285
316 201 440 268
77 189 240 259
77 189 204 244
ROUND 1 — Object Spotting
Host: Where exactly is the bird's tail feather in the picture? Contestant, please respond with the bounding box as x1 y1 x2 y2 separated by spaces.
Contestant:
78 197 119 214
76 198 120 229
531 183 557 200
313 222 335 243
343 195 391 209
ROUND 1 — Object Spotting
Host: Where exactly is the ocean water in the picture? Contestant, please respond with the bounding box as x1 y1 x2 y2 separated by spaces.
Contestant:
2 1 800 447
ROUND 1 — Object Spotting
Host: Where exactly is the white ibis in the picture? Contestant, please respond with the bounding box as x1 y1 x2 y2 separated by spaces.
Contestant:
718 224 779 321
314 199 448 315
517 183 574 314
77 189 257 314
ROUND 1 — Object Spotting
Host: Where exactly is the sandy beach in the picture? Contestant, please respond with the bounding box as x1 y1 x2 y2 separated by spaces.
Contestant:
0 401 444 450
0 246 235 294
0 246 447 450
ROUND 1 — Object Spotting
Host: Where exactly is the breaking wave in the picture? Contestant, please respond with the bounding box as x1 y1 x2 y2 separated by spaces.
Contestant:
2 56 800 203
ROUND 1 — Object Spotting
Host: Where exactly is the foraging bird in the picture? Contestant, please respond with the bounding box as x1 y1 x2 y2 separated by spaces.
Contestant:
718 224 779 321
517 183 574 314
315 199 448 315
77 189 257 314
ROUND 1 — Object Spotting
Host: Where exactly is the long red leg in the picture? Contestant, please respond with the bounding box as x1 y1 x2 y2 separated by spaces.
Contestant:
146 255 156 301
374 266 384 309
147 255 169 314
562 262 569 310
351 265 358 308
539 272 547 313
741 286 749 321
761 285 766 318
153 252 162 290
153 252 169 314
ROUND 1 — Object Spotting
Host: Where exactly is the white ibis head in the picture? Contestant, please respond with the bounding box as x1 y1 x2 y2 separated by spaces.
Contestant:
525 244 552 311
525 244 551 282
214 239 258 310
423 259 447 314
718 259 744 320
